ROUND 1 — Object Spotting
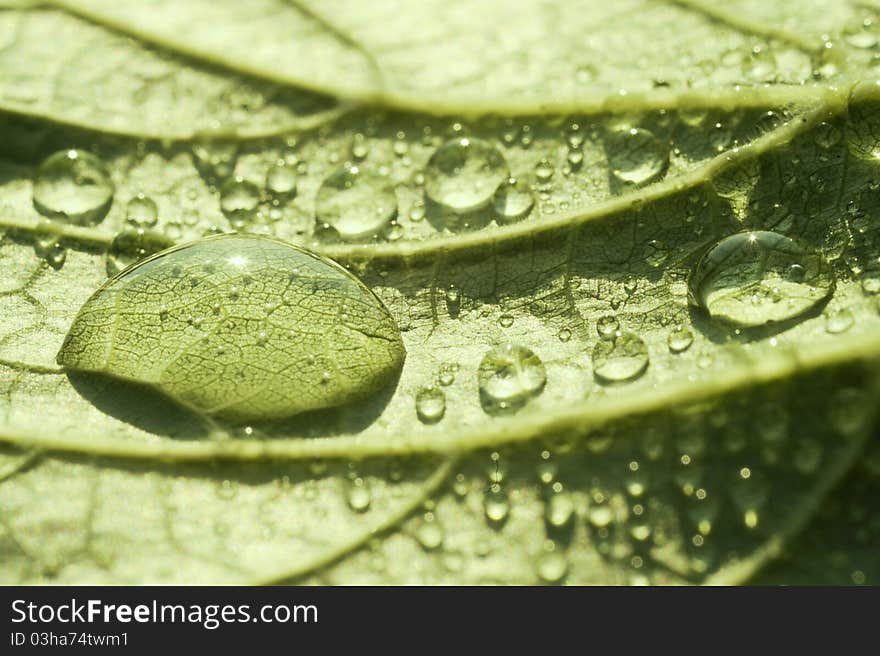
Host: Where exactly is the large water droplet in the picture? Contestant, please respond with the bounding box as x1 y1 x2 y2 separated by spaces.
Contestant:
688 231 835 328
477 343 546 415
592 332 649 383
57 234 406 423
32 150 114 225
265 161 298 199
605 128 669 186
424 138 509 213
537 550 569 584
315 165 397 241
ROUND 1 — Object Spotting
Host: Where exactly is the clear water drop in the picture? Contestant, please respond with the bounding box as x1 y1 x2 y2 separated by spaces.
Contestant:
126 194 158 228
346 478 372 513
824 307 854 334
545 493 575 529
32 150 114 225
596 315 619 339
493 178 535 224
415 385 446 424
605 127 669 186
667 326 694 353
477 343 547 415
219 177 261 228
592 332 649 383
483 487 510 527
424 137 509 213
315 165 397 241
191 138 237 182
105 229 176 276
537 551 569 584
687 231 835 328
265 161 298 198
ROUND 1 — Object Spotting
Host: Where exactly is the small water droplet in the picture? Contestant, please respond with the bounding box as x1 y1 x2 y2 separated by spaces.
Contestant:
265 161 297 198
535 159 555 183
596 315 620 339
346 478 372 512
545 492 575 529
415 519 445 551
32 150 114 225
477 343 547 415
220 176 261 228
493 178 535 224
592 332 649 383
445 284 461 317
557 328 572 342
315 165 397 241
424 137 509 213
667 326 694 353
105 229 175 276
191 138 237 182
536 550 569 583
824 307 854 334
484 487 510 527
498 313 514 328
605 127 669 186
415 385 446 424
126 194 158 227
688 231 835 329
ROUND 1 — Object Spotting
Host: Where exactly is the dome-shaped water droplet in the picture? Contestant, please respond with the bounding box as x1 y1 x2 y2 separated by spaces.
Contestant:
493 178 535 224
605 128 669 187
424 137 509 213
191 138 237 182
545 492 575 529
346 478 372 512
126 194 158 228
415 385 446 424
667 326 694 353
219 177 261 229
687 231 835 329
824 307 854 334
105 229 176 277
477 344 546 415
415 518 445 551
592 332 649 383
32 150 114 225
596 315 619 339
536 550 569 584
483 487 510 527
315 165 397 241
57 234 406 423
265 161 298 198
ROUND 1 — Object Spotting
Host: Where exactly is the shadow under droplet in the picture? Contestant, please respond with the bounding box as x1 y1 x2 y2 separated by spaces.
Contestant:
687 294 832 345
256 368 402 438
66 372 212 439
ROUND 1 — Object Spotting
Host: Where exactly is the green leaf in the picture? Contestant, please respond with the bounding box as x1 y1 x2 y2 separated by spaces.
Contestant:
0 0 878 584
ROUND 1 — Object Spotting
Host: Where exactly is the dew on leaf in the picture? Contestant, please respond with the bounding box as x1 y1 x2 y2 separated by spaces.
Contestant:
415 385 446 424
424 137 509 213
493 178 535 224
477 343 547 415
688 231 835 329
536 550 569 583
57 234 406 423
592 332 649 384
219 176 261 229
315 165 397 241
605 127 669 186
265 161 298 198
34 235 66 270
824 307 854 334
545 492 576 529
415 519 445 551
192 138 238 182
105 229 176 276
498 313 514 328
445 284 461 317
126 194 158 228
596 314 620 339
32 149 114 225
346 478 372 513
483 487 510 527
667 326 694 353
